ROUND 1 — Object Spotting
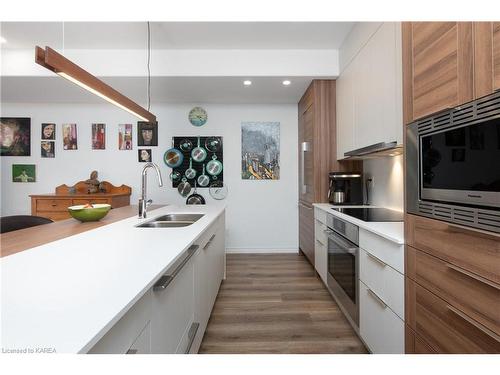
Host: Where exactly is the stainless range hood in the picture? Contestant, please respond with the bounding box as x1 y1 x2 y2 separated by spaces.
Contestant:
343 141 403 159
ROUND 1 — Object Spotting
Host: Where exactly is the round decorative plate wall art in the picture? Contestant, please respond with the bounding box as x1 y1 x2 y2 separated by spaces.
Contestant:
188 107 208 127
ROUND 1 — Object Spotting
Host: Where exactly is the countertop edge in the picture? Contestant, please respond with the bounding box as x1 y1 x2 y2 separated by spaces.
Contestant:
313 203 405 245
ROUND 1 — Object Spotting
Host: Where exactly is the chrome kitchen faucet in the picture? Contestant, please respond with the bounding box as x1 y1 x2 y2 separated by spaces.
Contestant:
139 162 163 219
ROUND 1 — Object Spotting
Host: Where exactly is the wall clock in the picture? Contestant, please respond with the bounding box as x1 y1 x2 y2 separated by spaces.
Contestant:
189 107 208 127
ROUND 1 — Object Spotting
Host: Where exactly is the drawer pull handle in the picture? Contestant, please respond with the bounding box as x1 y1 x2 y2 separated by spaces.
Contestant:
367 288 387 309
126 349 138 354
153 244 199 291
184 322 200 354
316 239 325 247
366 252 387 267
447 305 500 343
203 234 216 250
447 264 500 291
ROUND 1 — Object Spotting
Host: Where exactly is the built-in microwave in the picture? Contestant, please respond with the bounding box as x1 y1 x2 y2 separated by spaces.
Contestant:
406 91 500 233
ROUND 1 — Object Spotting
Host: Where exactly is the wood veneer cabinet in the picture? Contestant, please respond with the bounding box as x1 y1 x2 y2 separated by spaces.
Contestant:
402 22 474 123
403 21 500 123
297 80 358 265
404 214 500 353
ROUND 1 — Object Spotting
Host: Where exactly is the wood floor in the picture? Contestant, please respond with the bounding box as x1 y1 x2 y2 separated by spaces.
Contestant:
199 253 367 354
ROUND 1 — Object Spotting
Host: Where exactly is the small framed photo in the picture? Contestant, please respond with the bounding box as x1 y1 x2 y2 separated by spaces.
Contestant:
137 121 158 146
138 149 152 162
12 164 36 182
118 124 133 150
92 123 106 150
41 141 55 158
62 123 78 150
41 123 56 140
1 117 31 156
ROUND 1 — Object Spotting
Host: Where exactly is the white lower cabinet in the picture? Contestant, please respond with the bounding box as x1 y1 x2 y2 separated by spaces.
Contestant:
127 321 151 354
313 209 328 284
88 212 225 354
88 291 152 354
151 255 195 354
359 248 404 319
192 214 225 353
359 281 404 354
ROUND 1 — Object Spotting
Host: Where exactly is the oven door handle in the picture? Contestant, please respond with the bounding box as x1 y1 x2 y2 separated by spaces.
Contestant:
325 229 358 253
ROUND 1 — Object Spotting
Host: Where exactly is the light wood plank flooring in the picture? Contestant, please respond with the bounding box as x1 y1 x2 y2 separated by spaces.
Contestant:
199 253 367 354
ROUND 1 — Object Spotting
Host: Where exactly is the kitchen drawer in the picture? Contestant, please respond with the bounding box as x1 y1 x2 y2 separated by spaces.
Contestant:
360 280 404 354
406 246 500 337
314 207 327 225
72 198 109 206
406 214 500 284
360 248 404 319
406 278 500 353
405 325 437 354
314 238 327 284
126 321 151 354
314 219 327 246
151 251 195 354
36 199 73 212
88 291 152 354
359 228 404 273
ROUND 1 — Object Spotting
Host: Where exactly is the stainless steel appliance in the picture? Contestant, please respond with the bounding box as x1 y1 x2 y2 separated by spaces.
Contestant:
407 91 500 233
331 207 404 222
344 141 403 159
328 172 363 205
325 213 359 329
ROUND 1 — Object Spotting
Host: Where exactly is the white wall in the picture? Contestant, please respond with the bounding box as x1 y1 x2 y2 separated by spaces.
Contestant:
363 155 404 211
0 102 299 252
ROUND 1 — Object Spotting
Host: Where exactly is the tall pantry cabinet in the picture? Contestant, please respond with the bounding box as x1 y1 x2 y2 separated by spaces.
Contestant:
298 80 357 265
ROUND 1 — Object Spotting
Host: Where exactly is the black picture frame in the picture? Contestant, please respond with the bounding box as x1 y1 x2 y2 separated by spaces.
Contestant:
138 149 152 162
1 117 31 156
137 121 158 146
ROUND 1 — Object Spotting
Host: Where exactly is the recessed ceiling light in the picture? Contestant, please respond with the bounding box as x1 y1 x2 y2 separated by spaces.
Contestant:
282 80 291 86
0 37 6 44
243 80 252 86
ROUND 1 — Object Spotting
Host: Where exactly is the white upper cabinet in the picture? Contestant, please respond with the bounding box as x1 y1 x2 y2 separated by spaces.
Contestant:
337 23 403 160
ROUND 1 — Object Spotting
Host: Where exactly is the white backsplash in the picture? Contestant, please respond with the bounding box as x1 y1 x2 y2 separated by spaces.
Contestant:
363 155 404 211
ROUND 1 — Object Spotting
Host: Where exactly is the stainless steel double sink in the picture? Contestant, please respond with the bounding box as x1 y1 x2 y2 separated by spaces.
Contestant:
136 214 204 228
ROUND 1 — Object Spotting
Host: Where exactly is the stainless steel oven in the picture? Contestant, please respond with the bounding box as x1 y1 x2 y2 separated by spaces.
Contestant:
407 91 500 233
325 213 359 329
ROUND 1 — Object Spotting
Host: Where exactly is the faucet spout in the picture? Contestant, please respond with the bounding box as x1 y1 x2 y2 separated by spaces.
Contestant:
139 162 163 219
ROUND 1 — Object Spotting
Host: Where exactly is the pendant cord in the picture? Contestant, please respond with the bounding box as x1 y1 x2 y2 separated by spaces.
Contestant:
147 21 151 113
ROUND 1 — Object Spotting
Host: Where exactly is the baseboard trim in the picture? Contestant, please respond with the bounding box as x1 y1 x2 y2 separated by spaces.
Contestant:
226 248 299 254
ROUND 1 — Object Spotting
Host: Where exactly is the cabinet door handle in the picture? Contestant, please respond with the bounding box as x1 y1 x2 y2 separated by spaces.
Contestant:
367 288 387 309
366 252 387 267
184 322 200 354
447 263 500 291
300 141 310 194
153 244 199 291
203 234 216 250
126 349 138 354
447 305 500 343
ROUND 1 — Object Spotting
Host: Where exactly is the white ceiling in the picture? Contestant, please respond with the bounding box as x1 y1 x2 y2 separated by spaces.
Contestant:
1 76 313 104
0 22 354 50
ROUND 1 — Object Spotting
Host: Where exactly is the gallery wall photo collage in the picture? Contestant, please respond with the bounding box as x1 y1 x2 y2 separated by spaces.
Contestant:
0 117 159 183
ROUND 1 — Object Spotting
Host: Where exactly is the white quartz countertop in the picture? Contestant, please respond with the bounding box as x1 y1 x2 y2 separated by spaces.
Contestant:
1 204 225 353
313 204 404 244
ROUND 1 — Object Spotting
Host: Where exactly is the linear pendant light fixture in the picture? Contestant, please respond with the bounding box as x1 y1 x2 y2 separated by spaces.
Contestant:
35 46 156 122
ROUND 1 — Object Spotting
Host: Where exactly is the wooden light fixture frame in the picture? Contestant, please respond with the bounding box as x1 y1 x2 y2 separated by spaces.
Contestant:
35 46 156 123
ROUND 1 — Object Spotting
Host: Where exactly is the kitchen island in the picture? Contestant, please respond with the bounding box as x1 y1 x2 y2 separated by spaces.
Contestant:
1 204 226 354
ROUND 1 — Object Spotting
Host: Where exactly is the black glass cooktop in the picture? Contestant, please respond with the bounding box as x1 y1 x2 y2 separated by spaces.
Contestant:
331 207 404 222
